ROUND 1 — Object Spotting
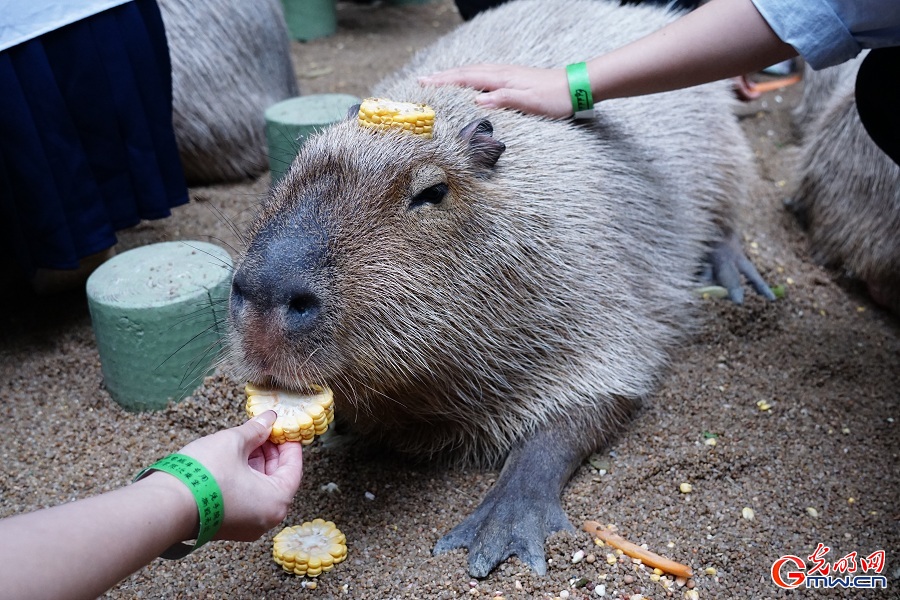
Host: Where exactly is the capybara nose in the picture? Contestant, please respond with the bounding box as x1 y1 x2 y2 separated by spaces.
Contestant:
230 228 326 338
230 266 323 337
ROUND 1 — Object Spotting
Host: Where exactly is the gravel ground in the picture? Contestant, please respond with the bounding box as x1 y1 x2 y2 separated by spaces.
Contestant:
2 1 898 599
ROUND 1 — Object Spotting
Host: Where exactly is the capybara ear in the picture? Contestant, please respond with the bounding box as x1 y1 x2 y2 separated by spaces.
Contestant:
459 118 506 170
346 104 361 120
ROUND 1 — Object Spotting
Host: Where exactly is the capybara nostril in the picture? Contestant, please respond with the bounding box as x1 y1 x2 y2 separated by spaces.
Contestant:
284 289 321 334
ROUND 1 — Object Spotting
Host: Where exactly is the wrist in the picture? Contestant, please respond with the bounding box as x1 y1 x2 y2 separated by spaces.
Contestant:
132 453 224 558
565 62 595 118
132 471 199 543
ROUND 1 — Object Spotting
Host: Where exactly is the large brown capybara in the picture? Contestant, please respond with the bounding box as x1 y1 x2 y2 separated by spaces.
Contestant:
158 0 298 185
789 56 900 314
228 0 772 578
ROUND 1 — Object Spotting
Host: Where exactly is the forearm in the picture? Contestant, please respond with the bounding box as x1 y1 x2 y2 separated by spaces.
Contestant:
0 474 196 600
587 0 796 101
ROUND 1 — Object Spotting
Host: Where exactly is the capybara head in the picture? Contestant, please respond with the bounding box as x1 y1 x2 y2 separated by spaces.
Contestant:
227 115 533 453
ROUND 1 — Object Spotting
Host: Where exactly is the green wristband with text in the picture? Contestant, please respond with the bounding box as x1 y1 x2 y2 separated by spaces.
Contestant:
566 62 595 119
133 453 224 559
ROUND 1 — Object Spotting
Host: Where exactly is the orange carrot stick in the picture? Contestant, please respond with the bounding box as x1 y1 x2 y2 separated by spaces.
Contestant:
745 73 802 94
583 521 693 579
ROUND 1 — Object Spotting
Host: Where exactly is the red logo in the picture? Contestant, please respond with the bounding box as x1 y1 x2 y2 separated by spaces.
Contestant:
772 545 887 590
771 555 807 589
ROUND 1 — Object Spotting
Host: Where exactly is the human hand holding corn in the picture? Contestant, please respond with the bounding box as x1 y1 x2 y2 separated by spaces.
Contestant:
0 413 304 599
173 410 304 542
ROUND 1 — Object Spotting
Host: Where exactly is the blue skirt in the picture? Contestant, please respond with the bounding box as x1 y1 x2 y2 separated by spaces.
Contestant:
0 0 188 274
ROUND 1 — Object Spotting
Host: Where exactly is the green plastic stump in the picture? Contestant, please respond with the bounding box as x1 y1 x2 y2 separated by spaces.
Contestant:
86 241 233 412
265 93 361 185
281 0 336 41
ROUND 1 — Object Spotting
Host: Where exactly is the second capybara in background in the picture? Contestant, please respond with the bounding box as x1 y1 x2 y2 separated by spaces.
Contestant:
228 0 772 579
158 0 298 185
789 57 900 313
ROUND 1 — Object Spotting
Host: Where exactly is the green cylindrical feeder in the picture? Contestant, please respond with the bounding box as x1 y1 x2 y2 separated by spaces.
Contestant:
265 93 361 185
86 241 233 412
281 0 336 41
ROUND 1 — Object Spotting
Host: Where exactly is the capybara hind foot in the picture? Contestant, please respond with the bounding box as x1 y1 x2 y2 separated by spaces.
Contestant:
709 232 776 303
434 427 584 577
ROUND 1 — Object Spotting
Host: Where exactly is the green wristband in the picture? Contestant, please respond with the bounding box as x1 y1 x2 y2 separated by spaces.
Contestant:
133 453 224 559
566 62 595 119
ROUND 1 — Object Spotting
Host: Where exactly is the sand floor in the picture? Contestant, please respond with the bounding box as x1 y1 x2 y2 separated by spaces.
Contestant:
1 1 897 599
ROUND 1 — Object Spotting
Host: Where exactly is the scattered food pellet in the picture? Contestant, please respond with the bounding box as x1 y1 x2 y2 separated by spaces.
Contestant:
594 583 606 596
705 567 717 576
572 550 585 563
806 507 819 518
559 590 570 599
703 438 717 446
364 491 376 500
653 567 664 576
607 553 618 565
679 482 693 494
756 400 772 411
685 590 700 600
742 507 755 521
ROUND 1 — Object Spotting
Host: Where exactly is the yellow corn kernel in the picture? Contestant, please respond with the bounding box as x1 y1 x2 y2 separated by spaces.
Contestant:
357 97 435 139
245 383 335 445
273 519 348 577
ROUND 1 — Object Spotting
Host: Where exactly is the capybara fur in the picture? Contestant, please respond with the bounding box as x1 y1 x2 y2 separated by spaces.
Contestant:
228 0 767 577
789 57 900 313
158 0 298 185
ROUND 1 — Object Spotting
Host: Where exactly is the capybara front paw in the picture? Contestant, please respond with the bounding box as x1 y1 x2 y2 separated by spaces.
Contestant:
708 232 776 303
433 494 573 578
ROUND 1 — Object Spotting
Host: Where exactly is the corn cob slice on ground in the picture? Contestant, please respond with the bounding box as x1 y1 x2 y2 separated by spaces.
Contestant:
273 519 348 577
244 383 334 445
357 97 434 138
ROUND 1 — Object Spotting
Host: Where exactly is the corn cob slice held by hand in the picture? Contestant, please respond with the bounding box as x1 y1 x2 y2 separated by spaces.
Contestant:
273 519 348 577
357 97 435 138
244 382 334 445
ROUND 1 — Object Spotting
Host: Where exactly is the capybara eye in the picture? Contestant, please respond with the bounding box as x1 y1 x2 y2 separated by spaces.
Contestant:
409 183 448 209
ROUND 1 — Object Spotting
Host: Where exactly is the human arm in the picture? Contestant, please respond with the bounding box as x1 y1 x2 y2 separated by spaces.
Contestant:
0 411 303 600
419 0 797 117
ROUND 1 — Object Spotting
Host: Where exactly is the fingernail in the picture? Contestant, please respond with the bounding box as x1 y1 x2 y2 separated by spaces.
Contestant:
254 410 276 426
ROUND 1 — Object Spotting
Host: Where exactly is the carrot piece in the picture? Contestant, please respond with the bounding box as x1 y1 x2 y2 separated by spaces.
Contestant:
745 73 802 94
582 521 693 579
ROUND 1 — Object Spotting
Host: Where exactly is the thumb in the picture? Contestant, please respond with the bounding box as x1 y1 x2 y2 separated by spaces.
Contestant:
238 410 277 452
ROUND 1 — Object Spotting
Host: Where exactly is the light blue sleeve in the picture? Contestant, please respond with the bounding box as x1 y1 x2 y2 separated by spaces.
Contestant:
751 0 900 69
0 0 133 52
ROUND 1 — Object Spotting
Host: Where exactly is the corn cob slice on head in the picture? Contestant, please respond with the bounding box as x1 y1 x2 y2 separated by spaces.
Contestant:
245 382 334 445
273 519 348 577
357 97 435 139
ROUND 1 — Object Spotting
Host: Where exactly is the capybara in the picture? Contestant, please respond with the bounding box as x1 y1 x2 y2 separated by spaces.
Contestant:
789 57 900 313
228 0 771 577
158 0 298 185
